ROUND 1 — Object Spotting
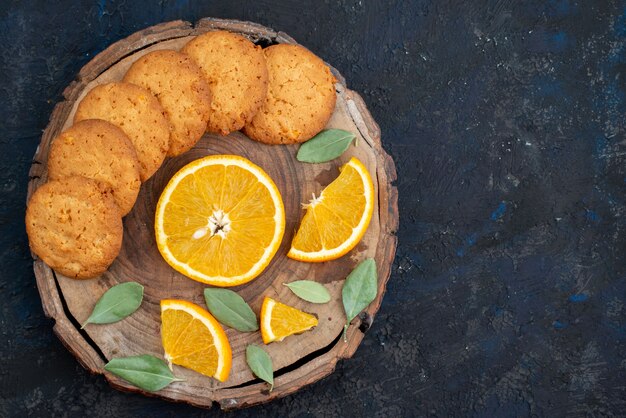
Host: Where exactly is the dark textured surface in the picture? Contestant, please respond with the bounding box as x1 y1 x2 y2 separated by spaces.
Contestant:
1 0 625 416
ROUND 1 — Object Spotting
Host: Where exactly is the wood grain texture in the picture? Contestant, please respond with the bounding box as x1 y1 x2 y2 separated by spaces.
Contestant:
27 18 398 410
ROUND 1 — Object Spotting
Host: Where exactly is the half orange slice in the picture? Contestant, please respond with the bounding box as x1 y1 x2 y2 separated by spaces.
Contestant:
288 157 374 262
160 299 232 382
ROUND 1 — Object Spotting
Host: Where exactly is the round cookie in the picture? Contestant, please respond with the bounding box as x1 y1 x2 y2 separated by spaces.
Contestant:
25 177 123 279
74 82 170 181
182 30 268 135
243 44 337 144
123 50 212 156
47 119 141 216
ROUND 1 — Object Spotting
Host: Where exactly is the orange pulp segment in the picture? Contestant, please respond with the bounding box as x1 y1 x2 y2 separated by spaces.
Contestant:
160 299 232 382
288 157 374 262
260 296 318 344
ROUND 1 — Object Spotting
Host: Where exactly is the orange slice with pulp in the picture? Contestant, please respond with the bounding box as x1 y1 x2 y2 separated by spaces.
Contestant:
160 299 232 382
260 296 318 344
288 157 374 262
155 155 285 286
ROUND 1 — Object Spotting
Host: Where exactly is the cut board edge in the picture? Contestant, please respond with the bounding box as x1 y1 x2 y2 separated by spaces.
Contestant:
27 17 398 410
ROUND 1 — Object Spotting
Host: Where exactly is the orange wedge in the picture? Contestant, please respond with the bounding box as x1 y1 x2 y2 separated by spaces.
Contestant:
260 297 318 344
155 155 285 286
288 157 374 262
160 299 232 382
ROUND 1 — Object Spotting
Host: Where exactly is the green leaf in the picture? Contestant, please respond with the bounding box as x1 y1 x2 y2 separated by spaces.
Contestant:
341 258 378 341
204 288 258 332
104 355 183 392
246 345 274 391
297 129 356 163
82 282 144 328
284 280 331 304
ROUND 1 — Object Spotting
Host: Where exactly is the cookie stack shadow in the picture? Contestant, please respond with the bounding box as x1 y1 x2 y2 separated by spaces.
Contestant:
26 30 337 280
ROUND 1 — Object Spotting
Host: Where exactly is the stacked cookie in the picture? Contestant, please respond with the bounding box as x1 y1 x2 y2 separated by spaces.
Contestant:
26 30 337 279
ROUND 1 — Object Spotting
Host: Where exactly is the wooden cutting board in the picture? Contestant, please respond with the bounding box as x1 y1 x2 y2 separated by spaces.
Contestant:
27 18 398 410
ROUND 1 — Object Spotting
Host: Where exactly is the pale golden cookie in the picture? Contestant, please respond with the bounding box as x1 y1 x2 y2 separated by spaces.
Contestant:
47 119 141 216
124 50 212 156
182 30 268 135
25 177 123 279
243 44 337 144
74 82 170 181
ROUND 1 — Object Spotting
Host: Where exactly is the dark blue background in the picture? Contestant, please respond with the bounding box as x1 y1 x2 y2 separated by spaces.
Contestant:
1 1 625 416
